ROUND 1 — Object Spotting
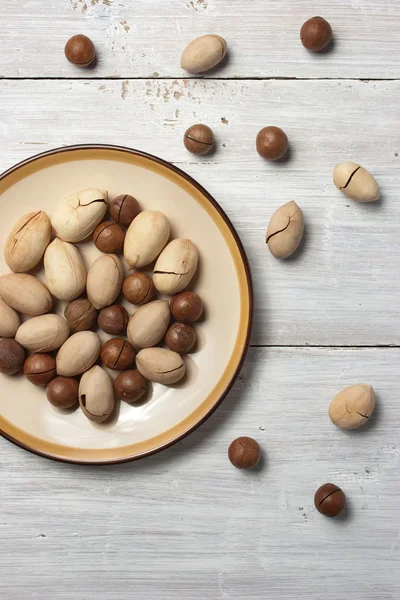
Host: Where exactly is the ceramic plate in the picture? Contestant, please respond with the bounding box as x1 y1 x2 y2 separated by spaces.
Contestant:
0 145 252 464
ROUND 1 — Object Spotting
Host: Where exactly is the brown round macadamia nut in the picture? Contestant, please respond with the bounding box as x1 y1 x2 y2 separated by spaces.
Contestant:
114 369 147 403
170 291 204 324
46 376 79 409
314 483 346 517
24 353 56 386
109 194 141 226
300 17 332 52
184 124 215 155
0 338 25 375
98 304 129 335
93 221 125 254
101 338 136 371
122 272 155 305
65 299 98 333
228 436 261 469
64 34 96 67
165 322 196 353
256 126 288 161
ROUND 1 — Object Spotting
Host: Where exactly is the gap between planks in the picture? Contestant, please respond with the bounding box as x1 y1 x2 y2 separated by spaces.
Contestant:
250 345 400 348
1 76 400 82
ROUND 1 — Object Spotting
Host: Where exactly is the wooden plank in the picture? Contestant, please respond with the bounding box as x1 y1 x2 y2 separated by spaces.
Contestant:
1 1 400 79
1 78 399 346
1 347 399 600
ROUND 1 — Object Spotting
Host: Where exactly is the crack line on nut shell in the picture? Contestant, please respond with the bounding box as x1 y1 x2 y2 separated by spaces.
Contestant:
112 341 127 369
345 401 369 419
10 211 41 255
26 367 55 376
319 488 341 505
157 363 184 375
266 217 291 243
116 195 128 223
141 284 153 304
185 134 214 146
93 222 115 243
340 166 361 190
153 270 188 276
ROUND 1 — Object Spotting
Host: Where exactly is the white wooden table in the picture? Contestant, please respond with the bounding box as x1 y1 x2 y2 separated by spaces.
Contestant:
1 2 399 599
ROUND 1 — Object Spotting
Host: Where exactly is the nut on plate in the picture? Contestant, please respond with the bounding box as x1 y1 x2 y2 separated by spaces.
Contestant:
122 272 155 306
24 354 56 387
51 188 107 243
153 239 199 295
0 338 25 375
79 365 115 422
98 304 129 335
46 376 79 409
93 221 125 254
15 314 70 353
86 254 124 310
266 201 304 259
0 298 20 338
0 273 53 316
181 34 227 74
4 211 51 273
184 124 215 155
124 210 170 269
333 162 379 202
170 291 204 324
127 300 170 349
136 347 185 385
65 299 98 333
165 322 196 353
108 194 141 226
101 338 136 371
329 384 376 429
56 331 101 377
114 369 148 403
44 238 86 301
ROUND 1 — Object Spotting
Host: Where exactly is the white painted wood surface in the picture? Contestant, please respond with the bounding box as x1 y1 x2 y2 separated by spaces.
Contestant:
0 78 399 345
1 1 400 78
0 1 399 599
1 348 399 599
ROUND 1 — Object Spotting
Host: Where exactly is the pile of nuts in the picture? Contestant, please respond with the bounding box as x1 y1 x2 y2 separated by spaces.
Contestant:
0 189 205 423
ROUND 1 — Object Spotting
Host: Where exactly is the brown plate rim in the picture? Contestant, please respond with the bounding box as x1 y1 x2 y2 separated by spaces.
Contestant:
0 143 253 466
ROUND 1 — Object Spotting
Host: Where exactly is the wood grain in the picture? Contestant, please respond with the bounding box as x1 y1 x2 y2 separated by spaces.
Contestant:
1 347 399 599
1 0 400 78
1 2 400 598
0 78 399 346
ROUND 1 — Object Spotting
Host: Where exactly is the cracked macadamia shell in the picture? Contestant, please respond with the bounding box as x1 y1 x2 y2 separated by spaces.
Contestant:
333 162 379 202
329 384 376 429
266 201 304 259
